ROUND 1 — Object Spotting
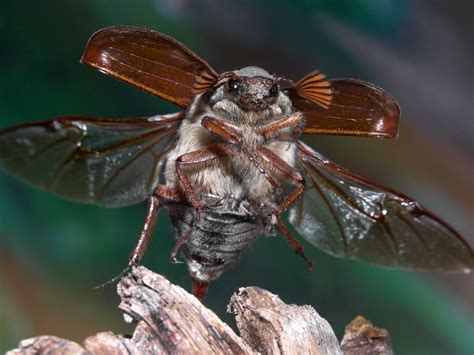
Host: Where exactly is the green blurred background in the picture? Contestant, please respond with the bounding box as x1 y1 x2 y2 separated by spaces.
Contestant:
0 1 473 353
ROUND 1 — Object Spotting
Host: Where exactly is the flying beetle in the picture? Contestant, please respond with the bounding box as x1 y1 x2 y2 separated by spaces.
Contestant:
0 26 472 300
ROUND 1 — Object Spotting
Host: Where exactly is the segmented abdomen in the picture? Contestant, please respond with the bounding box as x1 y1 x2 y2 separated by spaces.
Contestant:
169 200 264 283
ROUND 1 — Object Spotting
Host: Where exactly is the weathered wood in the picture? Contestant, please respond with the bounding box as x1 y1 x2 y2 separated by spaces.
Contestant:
341 316 393 355
7 336 84 354
7 266 253 354
116 266 253 354
6 266 392 355
228 287 342 354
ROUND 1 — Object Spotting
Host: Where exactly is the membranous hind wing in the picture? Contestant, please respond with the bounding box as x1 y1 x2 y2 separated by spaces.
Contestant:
288 78 400 138
81 26 218 108
289 142 474 271
0 113 183 207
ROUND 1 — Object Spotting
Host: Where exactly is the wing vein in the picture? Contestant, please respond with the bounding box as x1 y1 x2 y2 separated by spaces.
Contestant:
298 158 349 253
126 41 199 78
96 131 175 202
106 50 190 90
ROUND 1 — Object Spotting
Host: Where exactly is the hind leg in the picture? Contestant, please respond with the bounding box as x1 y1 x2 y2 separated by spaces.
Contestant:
95 188 168 289
254 146 313 270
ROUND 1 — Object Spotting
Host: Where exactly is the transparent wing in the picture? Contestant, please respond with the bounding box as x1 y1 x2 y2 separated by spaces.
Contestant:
288 78 400 138
81 26 218 108
289 142 474 271
0 113 183 207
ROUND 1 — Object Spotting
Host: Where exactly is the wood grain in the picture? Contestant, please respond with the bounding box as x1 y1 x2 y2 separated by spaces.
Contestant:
6 266 392 354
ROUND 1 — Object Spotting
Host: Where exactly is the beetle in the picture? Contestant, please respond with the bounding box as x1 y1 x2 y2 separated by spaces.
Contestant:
0 26 472 299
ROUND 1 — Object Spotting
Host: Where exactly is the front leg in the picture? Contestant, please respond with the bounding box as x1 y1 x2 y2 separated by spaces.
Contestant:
172 143 236 260
256 111 305 140
201 116 279 189
201 116 242 145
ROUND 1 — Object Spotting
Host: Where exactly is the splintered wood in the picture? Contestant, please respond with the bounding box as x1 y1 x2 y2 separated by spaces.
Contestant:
7 266 392 354
228 287 342 354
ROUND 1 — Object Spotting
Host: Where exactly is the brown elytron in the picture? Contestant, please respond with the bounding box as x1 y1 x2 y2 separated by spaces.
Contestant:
0 27 472 300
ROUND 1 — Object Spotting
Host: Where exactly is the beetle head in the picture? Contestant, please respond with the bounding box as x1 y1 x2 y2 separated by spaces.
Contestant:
220 67 280 111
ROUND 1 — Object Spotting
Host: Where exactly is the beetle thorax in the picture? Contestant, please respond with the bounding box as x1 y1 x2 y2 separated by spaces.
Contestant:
162 66 298 201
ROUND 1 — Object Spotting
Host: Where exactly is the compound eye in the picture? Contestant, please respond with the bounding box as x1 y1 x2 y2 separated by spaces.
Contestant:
227 79 241 93
269 83 279 97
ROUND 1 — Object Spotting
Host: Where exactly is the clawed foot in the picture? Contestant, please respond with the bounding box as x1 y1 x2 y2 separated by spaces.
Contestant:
93 259 138 290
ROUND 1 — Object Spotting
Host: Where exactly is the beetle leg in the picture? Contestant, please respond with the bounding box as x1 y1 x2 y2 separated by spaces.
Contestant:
128 184 187 267
94 195 163 289
257 147 306 215
129 195 162 266
201 116 242 145
256 111 304 139
202 111 304 141
155 184 185 203
201 116 279 189
255 146 313 270
276 219 313 270
172 143 235 261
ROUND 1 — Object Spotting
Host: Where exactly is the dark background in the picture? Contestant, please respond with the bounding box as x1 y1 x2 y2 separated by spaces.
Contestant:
0 1 473 353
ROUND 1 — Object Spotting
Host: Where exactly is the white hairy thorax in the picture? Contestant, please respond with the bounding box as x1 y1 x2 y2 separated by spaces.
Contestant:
161 66 299 206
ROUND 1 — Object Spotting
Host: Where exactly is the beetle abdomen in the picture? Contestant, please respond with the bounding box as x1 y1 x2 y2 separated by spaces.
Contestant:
169 199 264 283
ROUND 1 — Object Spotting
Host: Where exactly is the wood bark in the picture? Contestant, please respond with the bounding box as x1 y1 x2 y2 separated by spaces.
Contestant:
340 316 393 355
7 266 392 354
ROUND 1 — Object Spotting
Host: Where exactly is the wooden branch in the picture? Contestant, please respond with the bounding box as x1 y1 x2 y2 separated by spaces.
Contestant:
7 266 393 354
228 287 342 354
341 316 393 355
